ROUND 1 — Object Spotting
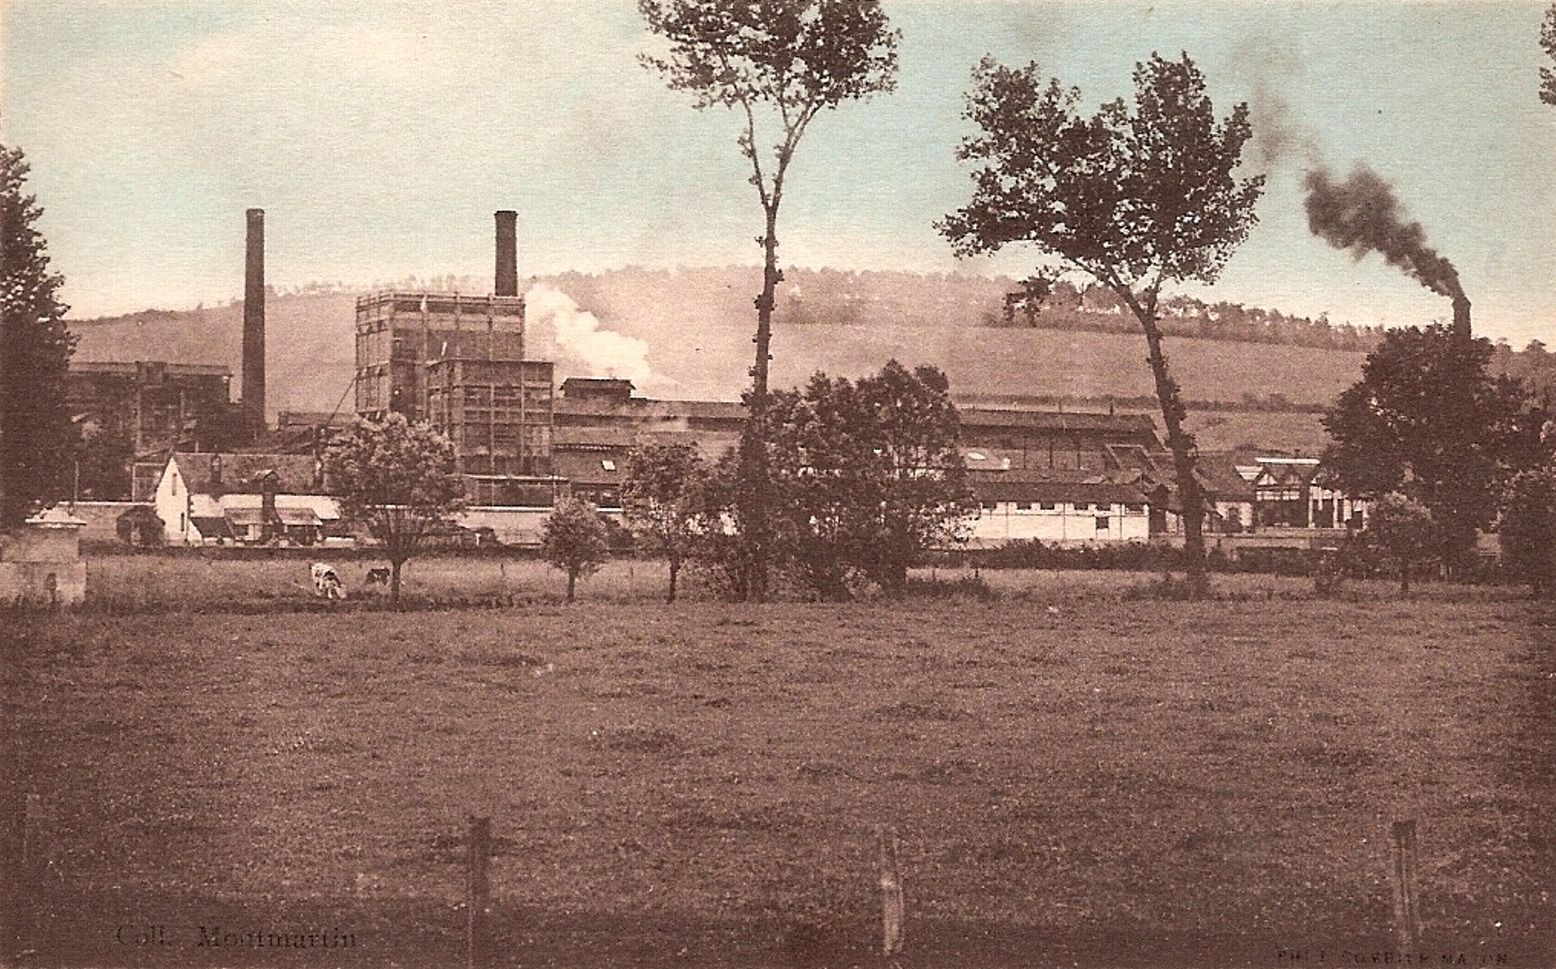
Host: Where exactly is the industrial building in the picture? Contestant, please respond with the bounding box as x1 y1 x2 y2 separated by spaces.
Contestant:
353 212 558 494
91 207 1365 551
65 360 237 456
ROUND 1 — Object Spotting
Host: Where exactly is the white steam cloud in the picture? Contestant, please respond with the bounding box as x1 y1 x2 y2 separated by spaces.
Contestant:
524 284 669 390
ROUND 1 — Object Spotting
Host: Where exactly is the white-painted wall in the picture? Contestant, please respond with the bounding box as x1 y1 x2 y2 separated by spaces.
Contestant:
152 456 201 545
966 501 1151 546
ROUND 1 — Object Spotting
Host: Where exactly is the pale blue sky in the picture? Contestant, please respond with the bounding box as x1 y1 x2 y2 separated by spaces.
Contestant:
3 1 1553 346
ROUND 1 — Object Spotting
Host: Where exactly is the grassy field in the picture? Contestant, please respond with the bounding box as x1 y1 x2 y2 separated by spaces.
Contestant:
2 557 1553 968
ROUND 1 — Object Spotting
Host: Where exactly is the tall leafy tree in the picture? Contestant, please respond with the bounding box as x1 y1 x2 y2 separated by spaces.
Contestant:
622 442 706 603
542 496 611 603
325 414 466 605
1541 3 1556 106
639 0 900 602
940 54 1263 596
0 146 76 528
1323 324 1547 576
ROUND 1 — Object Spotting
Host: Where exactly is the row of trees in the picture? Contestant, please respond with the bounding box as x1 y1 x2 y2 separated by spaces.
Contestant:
992 283 1385 353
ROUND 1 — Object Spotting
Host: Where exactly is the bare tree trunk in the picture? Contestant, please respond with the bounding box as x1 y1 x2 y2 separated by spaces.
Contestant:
739 207 782 603
566 569 577 602
390 559 404 607
666 558 679 604
1137 312 1209 597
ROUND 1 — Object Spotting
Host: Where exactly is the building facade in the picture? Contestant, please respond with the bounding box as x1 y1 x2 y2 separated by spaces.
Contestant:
354 291 558 483
66 360 237 455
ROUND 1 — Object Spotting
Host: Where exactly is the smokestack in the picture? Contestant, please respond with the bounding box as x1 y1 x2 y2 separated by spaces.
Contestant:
495 210 518 297
243 208 266 429
1453 294 1471 344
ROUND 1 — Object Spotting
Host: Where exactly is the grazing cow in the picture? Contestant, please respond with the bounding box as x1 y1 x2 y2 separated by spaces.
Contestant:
310 562 346 600
365 567 391 586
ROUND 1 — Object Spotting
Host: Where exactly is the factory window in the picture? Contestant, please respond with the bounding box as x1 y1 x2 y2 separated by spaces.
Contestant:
1073 502 1090 512
1038 502 1056 511
1095 516 1110 531
1015 502 1032 511
980 500 997 511
1124 503 1145 514
601 459 617 472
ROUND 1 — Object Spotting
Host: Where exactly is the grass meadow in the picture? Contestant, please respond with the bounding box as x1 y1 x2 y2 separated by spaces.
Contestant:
2 554 1553 968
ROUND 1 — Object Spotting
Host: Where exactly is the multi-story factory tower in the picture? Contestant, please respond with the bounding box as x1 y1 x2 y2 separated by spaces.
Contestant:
354 212 556 490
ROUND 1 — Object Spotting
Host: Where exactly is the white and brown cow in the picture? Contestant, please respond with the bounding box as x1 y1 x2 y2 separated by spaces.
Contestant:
310 562 346 600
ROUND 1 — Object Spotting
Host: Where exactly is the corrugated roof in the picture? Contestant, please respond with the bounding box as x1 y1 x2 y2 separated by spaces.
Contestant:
224 507 318 527
1104 446 1254 502
555 397 746 421
189 516 233 539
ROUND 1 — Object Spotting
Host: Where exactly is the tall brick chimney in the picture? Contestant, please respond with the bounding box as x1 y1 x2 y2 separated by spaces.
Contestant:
495 210 518 297
243 208 266 429
1452 295 1471 345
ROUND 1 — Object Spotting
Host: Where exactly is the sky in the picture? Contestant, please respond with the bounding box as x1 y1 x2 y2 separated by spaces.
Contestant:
3 0 1554 347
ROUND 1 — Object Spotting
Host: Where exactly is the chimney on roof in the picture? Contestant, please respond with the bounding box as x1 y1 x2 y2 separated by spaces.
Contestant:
495 210 518 297
242 208 266 431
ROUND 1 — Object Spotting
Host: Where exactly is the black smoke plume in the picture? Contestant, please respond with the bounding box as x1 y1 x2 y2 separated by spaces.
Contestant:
1303 165 1465 305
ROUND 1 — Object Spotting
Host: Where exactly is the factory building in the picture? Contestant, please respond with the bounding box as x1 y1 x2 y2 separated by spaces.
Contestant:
353 212 558 487
66 360 236 455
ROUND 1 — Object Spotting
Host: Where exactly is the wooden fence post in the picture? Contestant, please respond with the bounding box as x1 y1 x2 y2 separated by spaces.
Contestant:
1388 819 1420 951
878 826 904 956
10 793 48 956
467 816 491 969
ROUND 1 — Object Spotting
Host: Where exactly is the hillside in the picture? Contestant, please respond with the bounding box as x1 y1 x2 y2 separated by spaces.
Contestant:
68 268 1368 451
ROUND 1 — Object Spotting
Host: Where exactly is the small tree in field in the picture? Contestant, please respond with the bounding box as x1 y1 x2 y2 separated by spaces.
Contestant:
622 443 706 603
1499 466 1556 595
639 0 900 602
940 54 1264 597
1369 493 1436 594
853 361 973 595
543 497 610 602
326 414 466 605
765 361 972 599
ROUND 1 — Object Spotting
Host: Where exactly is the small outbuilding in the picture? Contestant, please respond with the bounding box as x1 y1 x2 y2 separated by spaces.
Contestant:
0 506 88 606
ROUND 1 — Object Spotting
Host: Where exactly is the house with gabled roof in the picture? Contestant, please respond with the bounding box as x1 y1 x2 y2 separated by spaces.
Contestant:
150 452 343 546
1246 456 1368 530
